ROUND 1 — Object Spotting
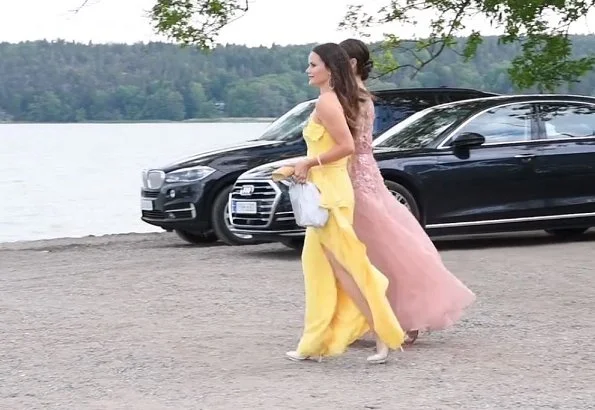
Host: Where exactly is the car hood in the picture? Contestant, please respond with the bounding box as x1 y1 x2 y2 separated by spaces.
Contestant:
158 139 285 172
238 156 306 180
238 146 434 180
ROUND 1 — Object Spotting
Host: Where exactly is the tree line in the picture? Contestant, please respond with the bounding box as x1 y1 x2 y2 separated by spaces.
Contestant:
1 36 595 122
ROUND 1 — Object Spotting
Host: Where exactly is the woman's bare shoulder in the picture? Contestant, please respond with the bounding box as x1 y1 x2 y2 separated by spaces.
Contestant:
315 92 341 116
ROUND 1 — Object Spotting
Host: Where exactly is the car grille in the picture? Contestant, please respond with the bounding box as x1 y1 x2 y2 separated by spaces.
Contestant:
142 190 159 198
270 185 297 227
272 211 297 229
230 180 280 227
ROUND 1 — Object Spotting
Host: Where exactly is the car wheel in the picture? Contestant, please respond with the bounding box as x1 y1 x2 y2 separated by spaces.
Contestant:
281 238 304 251
384 180 421 221
175 229 217 245
211 185 259 246
545 227 589 238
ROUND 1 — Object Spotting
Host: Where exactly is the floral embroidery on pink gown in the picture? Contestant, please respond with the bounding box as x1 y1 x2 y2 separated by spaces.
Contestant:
349 98 475 333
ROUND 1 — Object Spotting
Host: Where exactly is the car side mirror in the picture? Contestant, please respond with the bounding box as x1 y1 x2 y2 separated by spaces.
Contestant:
451 132 485 148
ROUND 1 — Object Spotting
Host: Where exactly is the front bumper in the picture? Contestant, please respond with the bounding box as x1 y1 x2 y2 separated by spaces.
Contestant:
228 179 305 239
140 181 211 231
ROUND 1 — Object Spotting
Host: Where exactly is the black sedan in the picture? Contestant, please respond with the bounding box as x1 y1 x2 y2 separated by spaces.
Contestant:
229 94 595 247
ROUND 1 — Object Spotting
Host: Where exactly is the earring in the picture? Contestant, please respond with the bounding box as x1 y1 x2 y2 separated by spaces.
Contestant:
329 77 335 90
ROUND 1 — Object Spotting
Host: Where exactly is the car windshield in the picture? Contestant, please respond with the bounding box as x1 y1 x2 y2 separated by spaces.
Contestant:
374 103 480 149
255 100 316 142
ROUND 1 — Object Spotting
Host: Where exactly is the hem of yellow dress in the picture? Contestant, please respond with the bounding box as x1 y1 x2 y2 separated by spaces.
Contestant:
297 324 371 358
322 206 406 350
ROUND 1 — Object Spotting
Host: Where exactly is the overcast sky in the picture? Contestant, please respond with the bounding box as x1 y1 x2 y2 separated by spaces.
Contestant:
0 0 592 46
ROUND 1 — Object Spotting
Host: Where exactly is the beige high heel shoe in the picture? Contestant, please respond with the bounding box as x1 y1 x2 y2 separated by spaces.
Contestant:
366 340 404 364
285 350 322 363
366 341 389 364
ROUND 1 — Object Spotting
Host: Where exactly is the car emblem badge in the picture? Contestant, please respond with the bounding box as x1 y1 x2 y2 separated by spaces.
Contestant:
240 185 255 196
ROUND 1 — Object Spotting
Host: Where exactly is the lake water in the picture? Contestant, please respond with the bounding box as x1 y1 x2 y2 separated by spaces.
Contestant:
0 122 271 243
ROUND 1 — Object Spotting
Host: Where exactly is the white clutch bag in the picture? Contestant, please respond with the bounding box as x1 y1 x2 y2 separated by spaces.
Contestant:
271 165 329 228
286 179 329 228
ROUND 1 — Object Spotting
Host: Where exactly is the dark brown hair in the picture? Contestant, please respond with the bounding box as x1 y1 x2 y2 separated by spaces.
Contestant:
339 38 374 81
311 42 367 132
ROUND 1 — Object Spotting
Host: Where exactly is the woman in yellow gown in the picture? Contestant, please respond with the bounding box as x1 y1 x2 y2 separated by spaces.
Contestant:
283 43 405 364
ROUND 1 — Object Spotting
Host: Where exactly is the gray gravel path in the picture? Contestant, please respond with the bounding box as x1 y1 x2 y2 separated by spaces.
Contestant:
1 231 594 409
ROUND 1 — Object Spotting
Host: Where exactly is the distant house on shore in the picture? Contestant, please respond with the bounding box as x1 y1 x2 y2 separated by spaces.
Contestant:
214 102 225 113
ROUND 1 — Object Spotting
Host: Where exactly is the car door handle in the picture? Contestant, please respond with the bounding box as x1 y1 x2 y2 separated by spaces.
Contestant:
514 154 535 158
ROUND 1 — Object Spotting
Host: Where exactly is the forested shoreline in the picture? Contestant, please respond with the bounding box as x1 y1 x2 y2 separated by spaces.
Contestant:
1 36 595 123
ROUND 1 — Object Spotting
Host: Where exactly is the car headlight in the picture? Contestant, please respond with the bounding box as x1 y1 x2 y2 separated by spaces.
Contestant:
141 169 148 188
165 166 216 183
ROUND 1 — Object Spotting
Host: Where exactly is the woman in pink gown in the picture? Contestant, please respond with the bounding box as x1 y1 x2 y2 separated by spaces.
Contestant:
339 39 476 343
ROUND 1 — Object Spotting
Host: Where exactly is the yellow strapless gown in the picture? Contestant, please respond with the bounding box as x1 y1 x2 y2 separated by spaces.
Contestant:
295 118 405 357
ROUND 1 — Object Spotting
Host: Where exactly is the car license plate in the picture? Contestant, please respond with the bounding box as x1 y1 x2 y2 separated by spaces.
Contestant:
141 198 154 211
232 200 257 214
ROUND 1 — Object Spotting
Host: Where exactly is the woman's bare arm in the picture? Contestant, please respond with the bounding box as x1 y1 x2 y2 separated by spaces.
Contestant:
310 92 355 165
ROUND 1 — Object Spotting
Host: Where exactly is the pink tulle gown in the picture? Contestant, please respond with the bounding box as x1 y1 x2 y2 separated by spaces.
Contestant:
350 98 475 335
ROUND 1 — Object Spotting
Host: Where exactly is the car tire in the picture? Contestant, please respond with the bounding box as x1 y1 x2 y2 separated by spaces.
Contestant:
175 229 218 245
545 227 589 238
211 185 260 246
384 180 421 221
281 238 304 251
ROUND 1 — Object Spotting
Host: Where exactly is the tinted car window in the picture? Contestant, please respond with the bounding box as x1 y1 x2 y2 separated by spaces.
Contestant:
373 95 437 135
373 91 497 135
438 91 494 104
539 102 595 139
373 103 417 136
257 95 435 142
375 103 478 149
455 103 534 144
256 91 496 143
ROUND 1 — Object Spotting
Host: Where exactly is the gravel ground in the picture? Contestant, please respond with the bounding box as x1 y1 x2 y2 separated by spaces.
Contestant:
1 230 594 410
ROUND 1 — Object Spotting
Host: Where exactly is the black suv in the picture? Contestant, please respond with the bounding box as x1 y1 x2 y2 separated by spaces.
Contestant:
140 87 497 245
